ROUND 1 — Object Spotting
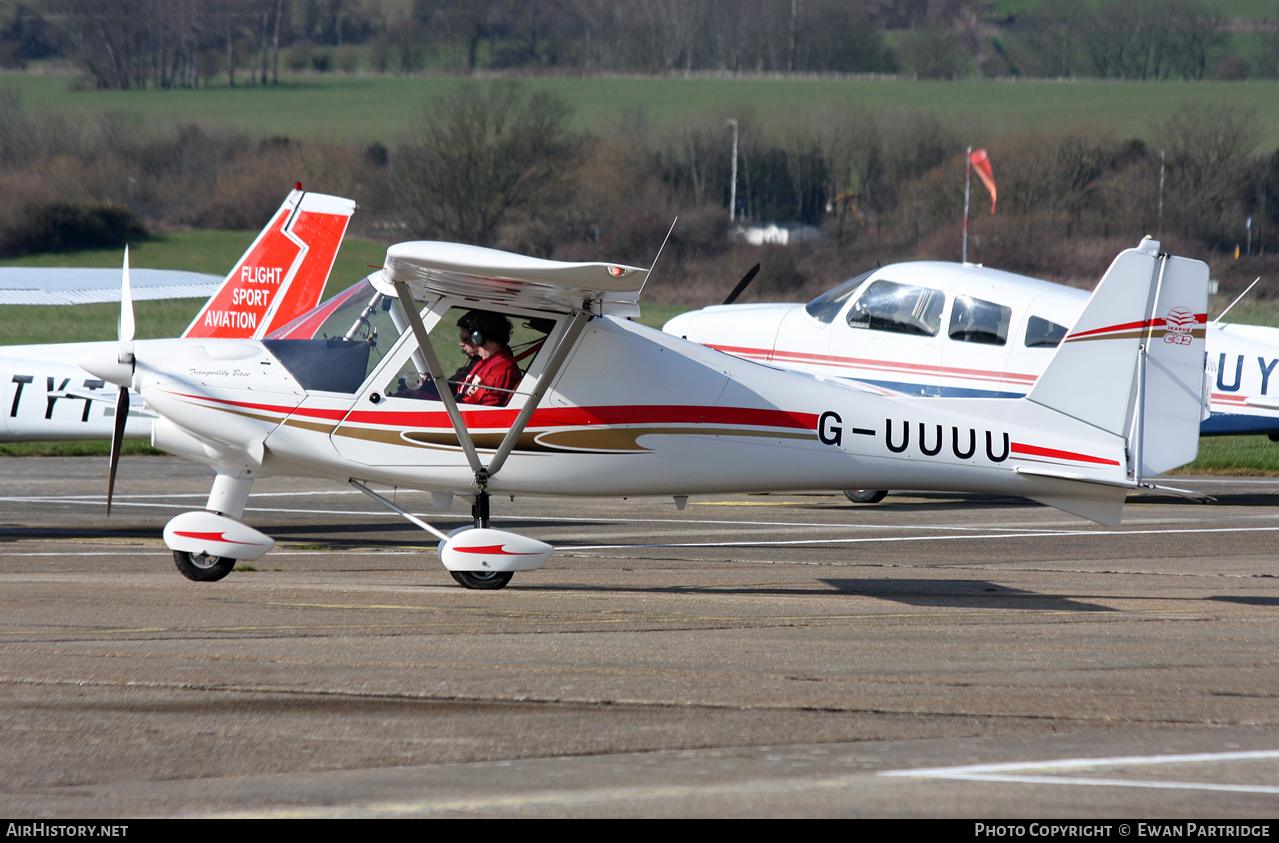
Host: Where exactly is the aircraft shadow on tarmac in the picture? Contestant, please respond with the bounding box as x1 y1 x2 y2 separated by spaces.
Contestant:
505 578 1113 610
1208 595 1279 607
823 578 1114 611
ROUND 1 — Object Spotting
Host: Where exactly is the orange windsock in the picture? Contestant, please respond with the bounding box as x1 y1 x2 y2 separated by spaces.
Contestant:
970 149 996 214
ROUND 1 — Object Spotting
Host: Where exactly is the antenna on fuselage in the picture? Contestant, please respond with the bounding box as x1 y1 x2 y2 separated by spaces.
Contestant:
638 217 678 299
1213 276 1260 325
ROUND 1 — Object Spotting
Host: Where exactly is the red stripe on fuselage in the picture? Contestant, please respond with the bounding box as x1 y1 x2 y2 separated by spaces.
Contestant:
168 391 819 432
1011 442 1120 466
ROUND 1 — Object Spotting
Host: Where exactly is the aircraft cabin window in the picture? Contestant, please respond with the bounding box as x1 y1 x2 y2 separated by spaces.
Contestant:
948 295 1011 346
386 307 555 407
805 269 874 324
847 279 945 337
1025 315 1068 348
261 280 406 394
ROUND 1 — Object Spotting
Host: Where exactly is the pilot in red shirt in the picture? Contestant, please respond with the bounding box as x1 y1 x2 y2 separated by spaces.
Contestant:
456 311 521 406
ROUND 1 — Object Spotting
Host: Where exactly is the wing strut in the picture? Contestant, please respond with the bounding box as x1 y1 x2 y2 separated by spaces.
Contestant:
391 280 591 529
392 280 484 477
486 310 589 476
349 480 452 541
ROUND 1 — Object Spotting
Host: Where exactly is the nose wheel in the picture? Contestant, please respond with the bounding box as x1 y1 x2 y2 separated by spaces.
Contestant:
449 569 514 590
844 489 888 504
173 550 236 582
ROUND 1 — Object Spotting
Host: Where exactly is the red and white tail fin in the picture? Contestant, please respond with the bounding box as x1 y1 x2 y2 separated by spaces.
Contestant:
182 187 357 340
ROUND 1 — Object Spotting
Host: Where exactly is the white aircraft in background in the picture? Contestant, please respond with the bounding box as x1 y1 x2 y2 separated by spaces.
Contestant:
0 187 356 442
83 238 1207 589
664 244 1267 501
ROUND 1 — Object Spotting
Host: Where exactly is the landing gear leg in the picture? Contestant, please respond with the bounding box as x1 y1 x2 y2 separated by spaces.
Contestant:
164 471 266 582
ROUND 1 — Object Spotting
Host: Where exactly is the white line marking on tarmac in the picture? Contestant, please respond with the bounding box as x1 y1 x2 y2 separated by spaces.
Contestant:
213 748 1279 816
880 749 1279 795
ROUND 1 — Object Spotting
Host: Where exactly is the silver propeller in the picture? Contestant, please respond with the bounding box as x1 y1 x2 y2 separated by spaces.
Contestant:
107 247 136 516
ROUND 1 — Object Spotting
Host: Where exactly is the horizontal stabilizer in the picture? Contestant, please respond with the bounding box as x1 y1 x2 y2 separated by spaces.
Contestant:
1014 466 1129 526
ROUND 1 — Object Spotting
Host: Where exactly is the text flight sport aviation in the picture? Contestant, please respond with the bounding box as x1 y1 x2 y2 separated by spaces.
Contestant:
82 238 1208 589
0 186 356 443
663 241 1266 501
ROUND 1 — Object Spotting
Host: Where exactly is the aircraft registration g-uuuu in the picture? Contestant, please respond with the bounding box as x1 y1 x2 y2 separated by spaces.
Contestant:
83 237 1208 590
0 187 356 443
663 244 1275 501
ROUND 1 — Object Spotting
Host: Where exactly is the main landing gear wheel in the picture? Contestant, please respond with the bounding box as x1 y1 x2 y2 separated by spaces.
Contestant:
450 569 514 590
844 489 888 504
173 550 236 582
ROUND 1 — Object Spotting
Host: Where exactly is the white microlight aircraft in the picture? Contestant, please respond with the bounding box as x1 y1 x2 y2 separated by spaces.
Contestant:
83 238 1207 589
1 187 356 443
664 247 1273 501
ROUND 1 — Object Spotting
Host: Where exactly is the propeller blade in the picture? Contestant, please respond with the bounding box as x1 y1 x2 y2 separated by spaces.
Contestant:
721 263 761 306
106 385 129 516
118 246 135 365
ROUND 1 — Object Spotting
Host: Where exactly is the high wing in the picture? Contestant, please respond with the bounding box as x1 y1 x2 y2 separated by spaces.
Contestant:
375 241 647 315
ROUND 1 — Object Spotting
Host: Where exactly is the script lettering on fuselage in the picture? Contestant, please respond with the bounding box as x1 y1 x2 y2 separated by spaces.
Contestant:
818 410 1009 462
9 372 109 422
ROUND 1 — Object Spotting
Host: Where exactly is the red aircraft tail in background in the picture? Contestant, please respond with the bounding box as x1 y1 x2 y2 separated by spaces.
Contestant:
183 187 357 340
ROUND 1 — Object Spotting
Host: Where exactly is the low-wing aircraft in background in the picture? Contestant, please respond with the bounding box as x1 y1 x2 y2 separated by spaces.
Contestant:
663 248 1270 501
0 186 356 442
83 238 1208 590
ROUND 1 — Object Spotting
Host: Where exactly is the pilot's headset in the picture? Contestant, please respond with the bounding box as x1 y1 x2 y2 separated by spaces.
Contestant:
459 311 511 347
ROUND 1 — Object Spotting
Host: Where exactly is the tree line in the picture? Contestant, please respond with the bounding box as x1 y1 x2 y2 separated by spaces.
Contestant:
1 81 1275 306
5 0 1279 86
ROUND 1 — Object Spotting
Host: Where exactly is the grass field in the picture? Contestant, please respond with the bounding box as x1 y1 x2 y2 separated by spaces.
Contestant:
7 72 1279 150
